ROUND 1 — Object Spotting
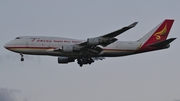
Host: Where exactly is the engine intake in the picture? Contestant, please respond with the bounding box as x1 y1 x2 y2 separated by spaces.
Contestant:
58 57 75 64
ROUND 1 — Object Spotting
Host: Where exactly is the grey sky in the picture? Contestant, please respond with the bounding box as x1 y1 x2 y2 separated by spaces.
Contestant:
0 0 180 101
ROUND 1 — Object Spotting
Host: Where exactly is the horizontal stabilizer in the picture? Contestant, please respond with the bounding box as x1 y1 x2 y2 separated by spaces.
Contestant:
147 38 176 47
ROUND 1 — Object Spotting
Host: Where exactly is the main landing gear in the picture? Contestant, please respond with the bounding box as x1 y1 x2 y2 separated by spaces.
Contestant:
77 58 94 67
20 54 24 62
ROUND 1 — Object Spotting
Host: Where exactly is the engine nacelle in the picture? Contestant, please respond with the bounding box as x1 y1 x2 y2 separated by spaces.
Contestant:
58 57 75 64
87 38 100 45
62 46 74 52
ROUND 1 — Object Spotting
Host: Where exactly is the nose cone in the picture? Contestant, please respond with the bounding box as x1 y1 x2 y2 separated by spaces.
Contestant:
4 44 7 49
4 42 12 50
4 43 8 49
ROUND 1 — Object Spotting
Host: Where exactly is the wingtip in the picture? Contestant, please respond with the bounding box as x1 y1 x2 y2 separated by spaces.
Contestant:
168 37 177 40
129 22 138 28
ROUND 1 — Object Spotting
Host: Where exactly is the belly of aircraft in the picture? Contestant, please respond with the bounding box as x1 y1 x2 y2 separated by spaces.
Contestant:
8 46 136 58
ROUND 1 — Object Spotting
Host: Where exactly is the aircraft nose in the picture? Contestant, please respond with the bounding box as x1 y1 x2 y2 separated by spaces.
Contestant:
4 42 11 49
4 43 8 49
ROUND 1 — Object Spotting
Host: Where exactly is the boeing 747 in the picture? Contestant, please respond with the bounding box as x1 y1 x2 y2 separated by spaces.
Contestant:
4 19 176 67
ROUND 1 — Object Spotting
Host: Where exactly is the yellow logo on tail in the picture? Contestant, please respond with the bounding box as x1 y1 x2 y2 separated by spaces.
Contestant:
154 24 167 40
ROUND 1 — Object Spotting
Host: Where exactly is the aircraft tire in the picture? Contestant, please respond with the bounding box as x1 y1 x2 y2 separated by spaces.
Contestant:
21 58 24 62
79 64 83 67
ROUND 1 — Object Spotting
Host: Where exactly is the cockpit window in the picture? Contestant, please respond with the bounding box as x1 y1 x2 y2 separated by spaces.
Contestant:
15 37 21 39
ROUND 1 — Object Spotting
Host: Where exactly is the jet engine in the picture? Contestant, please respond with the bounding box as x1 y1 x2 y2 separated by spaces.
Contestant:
58 56 75 64
87 38 101 45
62 46 74 52
61 46 80 52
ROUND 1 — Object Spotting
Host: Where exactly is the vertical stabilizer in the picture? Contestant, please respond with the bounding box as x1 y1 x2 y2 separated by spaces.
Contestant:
138 19 174 49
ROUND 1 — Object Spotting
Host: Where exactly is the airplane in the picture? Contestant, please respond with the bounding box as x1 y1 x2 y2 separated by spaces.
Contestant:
4 19 176 67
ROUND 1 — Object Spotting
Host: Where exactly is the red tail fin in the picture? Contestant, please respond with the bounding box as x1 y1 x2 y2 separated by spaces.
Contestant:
139 19 174 50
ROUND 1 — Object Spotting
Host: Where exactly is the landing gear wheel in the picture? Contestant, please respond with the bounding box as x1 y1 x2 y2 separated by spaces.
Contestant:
21 58 24 62
77 58 83 67
20 54 24 62
79 64 83 67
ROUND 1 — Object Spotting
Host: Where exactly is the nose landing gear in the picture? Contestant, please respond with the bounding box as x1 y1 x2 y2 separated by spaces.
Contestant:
20 54 24 62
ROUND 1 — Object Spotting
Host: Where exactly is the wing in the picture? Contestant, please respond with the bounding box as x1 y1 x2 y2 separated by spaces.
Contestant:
63 22 137 56
47 22 138 55
77 21 138 48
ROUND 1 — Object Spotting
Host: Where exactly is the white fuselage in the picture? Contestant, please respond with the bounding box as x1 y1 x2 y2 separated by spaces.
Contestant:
4 36 142 58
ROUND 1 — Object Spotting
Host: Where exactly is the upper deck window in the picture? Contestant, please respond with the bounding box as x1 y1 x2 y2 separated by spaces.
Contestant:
15 37 21 39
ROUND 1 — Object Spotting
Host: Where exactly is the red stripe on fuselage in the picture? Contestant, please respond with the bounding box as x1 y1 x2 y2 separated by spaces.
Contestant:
6 46 136 52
